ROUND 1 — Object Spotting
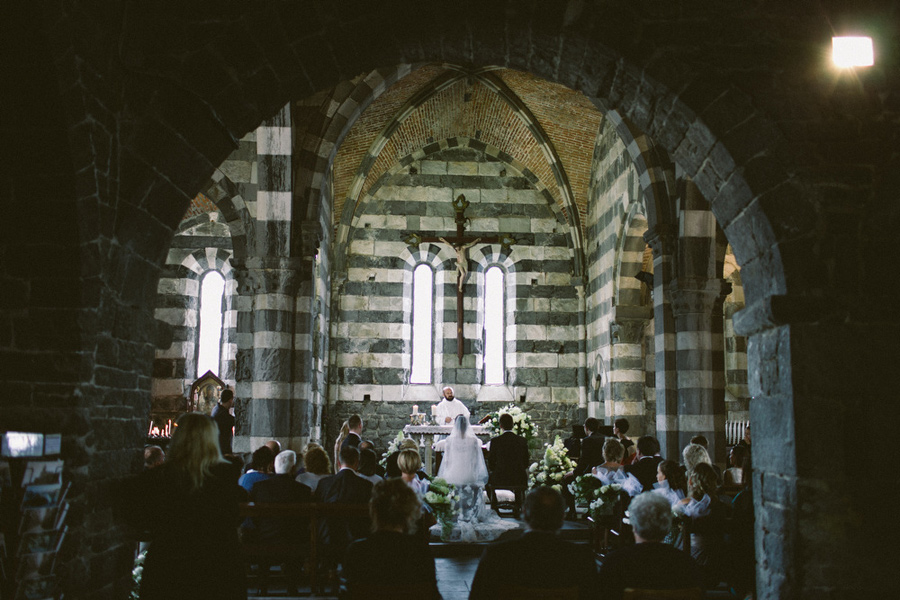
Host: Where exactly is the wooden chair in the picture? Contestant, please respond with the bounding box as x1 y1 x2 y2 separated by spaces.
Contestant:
499 585 580 599
623 587 702 600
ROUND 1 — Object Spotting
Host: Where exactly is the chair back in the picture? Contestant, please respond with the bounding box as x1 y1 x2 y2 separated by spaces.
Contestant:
623 587 702 600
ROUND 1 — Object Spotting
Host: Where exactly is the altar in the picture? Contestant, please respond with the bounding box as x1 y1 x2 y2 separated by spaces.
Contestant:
403 424 491 475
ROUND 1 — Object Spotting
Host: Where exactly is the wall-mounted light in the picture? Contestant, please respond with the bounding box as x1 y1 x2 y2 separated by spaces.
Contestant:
832 36 874 68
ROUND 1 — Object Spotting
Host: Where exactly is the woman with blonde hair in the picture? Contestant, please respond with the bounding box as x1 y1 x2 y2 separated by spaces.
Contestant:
397 448 429 498
334 421 350 470
125 412 246 599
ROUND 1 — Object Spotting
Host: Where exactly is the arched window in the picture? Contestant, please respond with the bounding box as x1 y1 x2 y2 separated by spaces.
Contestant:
197 270 225 377
410 263 434 384
484 265 505 384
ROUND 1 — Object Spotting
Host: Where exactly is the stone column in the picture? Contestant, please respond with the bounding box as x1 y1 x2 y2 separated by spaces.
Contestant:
608 305 651 432
668 277 731 463
231 257 311 453
644 224 679 460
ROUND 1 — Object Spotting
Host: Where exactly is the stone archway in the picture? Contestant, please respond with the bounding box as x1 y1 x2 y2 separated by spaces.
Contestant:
7 3 897 598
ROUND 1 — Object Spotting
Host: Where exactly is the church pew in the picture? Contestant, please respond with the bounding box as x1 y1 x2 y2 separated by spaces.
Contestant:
238 502 369 593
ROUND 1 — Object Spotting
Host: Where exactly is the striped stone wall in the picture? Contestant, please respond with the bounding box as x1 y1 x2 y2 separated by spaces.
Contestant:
585 117 652 433
151 210 236 423
328 143 584 446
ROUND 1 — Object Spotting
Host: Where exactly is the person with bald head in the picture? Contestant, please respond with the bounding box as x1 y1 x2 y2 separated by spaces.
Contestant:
434 386 469 425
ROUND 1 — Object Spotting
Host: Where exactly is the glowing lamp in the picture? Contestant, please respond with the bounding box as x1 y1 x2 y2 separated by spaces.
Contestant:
832 36 874 68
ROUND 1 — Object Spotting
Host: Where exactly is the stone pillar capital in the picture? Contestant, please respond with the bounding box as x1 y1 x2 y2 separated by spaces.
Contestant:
231 257 309 296
668 277 732 317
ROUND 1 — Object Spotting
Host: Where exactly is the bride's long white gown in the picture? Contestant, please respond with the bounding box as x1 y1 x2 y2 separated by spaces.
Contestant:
434 430 519 542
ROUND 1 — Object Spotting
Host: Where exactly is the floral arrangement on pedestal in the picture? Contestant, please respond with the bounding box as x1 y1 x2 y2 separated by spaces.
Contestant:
569 477 628 520
379 430 405 468
527 435 576 492
423 477 459 540
488 403 538 442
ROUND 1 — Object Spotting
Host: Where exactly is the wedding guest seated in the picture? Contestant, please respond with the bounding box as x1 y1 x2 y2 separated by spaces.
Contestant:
469 486 598 599
613 417 637 465
591 438 643 496
296 444 332 493
723 444 748 490
356 448 384 485
397 449 429 496
250 450 312 592
342 478 440 599
675 462 730 587
385 438 420 478
690 435 723 485
653 459 687 506
239 446 275 493
596 438 625 472
682 442 713 478
358 440 386 477
251 450 313 540
598 492 701 600
315 446 374 566
624 436 664 492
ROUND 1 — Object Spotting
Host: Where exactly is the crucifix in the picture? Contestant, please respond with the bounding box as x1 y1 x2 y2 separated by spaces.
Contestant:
405 194 517 364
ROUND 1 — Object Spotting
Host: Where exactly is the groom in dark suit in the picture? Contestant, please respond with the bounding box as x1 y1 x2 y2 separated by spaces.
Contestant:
487 413 530 516
470 486 598 598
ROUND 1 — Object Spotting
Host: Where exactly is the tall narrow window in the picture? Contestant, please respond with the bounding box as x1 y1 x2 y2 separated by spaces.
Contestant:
410 264 434 384
197 270 225 377
484 266 505 384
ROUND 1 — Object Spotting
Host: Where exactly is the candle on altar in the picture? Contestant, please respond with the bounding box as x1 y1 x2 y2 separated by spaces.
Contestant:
412 404 419 415
147 421 153 436
431 405 437 416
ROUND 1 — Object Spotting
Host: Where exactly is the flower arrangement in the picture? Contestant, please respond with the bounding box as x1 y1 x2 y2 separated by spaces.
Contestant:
379 430 405 468
423 477 459 540
488 403 538 441
570 477 628 520
131 549 146 599
527 435 576 492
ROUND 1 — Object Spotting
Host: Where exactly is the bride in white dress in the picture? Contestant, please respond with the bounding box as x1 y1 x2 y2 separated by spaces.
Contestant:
433 415 518 541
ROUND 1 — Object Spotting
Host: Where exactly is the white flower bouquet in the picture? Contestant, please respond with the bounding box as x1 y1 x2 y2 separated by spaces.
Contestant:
527 435 576 493
488 403 538 442
423 477 459 540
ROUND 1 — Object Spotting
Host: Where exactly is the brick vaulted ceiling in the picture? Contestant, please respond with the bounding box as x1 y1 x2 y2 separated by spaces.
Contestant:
331 65 604 231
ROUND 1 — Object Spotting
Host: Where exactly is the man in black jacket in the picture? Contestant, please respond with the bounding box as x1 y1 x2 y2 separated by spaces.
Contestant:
315 446 373 565
624 435 664 492
487 413 530 516
562 417 606 517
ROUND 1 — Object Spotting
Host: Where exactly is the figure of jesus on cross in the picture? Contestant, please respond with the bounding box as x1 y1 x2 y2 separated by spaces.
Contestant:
405 194 517 364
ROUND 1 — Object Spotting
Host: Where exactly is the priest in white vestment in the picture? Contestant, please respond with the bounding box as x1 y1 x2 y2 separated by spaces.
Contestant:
434 386 470 425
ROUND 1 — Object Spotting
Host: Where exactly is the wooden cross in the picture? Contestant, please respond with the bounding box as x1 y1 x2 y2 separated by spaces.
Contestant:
405 194 516 365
